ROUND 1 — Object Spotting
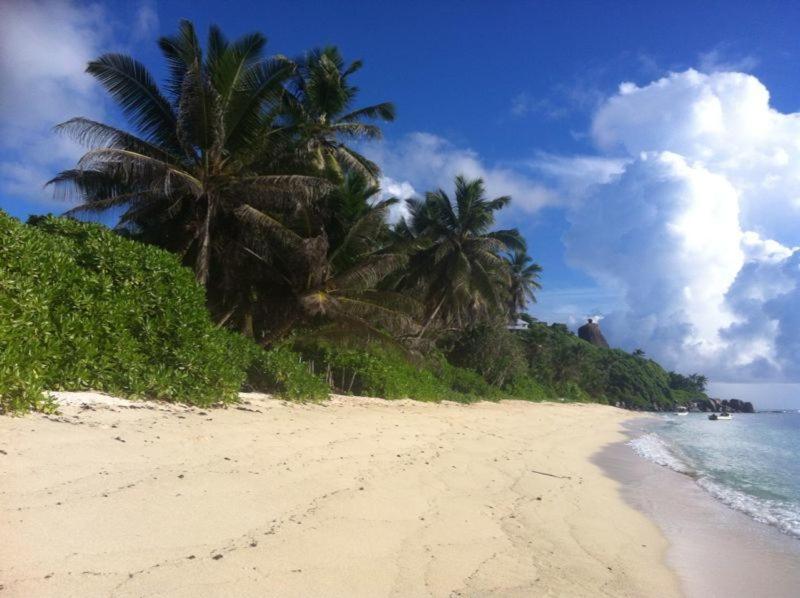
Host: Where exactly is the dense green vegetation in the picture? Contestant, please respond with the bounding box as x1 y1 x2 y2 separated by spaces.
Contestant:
0 19 709 412
0 211 350 412
0 208 704 412
48 21 536 348
0 211 254 412
516 318 708 409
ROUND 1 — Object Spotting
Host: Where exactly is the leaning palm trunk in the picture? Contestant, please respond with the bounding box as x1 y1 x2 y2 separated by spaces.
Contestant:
416 294 447 341
195 195 214 285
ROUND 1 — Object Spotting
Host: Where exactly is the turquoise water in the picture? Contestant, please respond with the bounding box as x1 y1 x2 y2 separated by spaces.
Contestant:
629 411 800 538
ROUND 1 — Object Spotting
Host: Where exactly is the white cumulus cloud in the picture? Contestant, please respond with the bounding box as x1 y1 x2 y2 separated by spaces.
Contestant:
558 69 800 382
592 69 800 243
0 0 111 204
365 132 560 220
362 70 800 385
375 176 416 223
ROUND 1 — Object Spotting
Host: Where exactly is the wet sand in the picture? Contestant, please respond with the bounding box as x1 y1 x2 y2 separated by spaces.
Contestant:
597 421 800 598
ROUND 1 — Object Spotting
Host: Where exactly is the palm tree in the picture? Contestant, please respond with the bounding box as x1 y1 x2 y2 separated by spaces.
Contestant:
396 175 525 337
505 249 542 322
235 174 418 341
51 21 306 284
49 21 307 288
47 22 392 339
280 46 395 183
324 172 390 268
689 373 709 392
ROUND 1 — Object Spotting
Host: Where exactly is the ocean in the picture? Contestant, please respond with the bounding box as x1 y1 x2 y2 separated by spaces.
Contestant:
629 411 800 539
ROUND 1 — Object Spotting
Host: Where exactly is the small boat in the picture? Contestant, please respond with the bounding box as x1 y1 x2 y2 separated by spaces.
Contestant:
708 412 732 421
675 406 689 416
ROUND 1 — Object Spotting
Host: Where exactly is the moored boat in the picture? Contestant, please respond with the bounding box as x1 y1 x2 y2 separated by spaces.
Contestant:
709 412 732 420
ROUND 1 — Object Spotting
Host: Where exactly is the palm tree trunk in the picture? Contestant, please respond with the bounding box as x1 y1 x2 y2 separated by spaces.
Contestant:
347 369 358 393
416 295 447 341
215 308 239 332
241 307 254 338
195 196 214 286
263 313 298 346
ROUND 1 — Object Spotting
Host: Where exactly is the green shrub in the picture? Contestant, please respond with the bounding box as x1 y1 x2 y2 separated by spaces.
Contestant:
0 212 254 412
247 344 329 401
436 358 502 400
290 341 509 403
0 210 707 413
447 324 527 387
316 344 446 401
505 375 552 401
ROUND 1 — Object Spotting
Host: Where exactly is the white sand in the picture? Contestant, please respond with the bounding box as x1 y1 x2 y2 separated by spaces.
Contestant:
0 393 679 597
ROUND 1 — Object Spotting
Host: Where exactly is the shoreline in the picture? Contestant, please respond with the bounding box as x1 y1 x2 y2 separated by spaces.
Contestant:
0 392 678 597
597 419 800 598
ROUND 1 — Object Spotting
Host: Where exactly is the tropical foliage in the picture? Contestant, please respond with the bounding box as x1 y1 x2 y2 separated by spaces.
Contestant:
48 21 403 342
505 249 542 322
392 175 526 338
519 320 707 409
49 20 540 349
280 47 395 183
0 19 710 411
0 212 253 412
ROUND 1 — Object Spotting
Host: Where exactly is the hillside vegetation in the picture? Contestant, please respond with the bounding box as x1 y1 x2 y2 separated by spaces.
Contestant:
2 19 710 412
0 212 707 413
516 320 708 409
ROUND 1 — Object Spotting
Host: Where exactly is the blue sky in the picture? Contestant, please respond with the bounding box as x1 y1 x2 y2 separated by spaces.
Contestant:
2 1 800 406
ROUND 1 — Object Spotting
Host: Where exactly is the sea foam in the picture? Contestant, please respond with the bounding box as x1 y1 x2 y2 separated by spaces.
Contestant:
628 419 800 540
627 432 692 474
696 477 800 539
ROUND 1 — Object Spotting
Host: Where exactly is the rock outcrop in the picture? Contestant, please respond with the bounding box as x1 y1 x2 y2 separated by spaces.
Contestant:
686 398 755 413
577 319 610 349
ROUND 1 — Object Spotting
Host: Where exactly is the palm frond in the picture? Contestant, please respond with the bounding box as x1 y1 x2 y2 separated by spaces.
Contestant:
54 118 181 163
63 190 153 216
342 59 363 77
86 53 178 149
226 56 294 150
488 228 525 251
176 60 222 153
337 102 396 123
462 236 507 255
333 146 381 180
211 31 267 111
231 174 332 201
329 199 394 263
331 253 407 293
235 204 305 251
76 148 201 195
334 295 418 333
158 19 202 100
328 122 383 139
47 167 127 202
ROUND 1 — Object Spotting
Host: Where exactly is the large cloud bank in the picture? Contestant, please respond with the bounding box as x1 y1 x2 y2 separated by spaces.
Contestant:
567 69 800 381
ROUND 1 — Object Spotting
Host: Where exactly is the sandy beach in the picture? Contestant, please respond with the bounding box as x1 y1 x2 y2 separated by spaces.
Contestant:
0 393 679 597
